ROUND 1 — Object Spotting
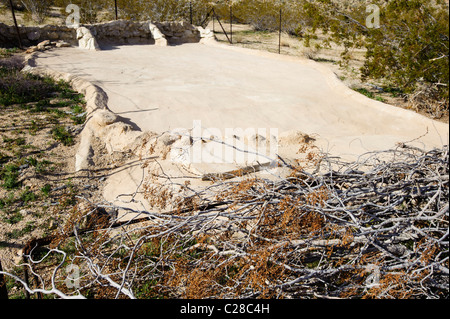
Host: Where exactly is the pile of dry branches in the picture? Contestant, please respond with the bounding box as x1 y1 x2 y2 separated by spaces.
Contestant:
2 144 448 299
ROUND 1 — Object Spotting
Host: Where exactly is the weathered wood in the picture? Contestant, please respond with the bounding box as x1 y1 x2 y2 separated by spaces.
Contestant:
202 162 273 181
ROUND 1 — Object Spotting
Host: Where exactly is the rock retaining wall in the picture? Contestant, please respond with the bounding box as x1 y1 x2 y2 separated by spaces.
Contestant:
23 54 142 172
1 20 214 48
0 22 77 47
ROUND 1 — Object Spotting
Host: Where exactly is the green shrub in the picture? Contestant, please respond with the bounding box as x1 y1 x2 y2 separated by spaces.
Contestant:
20 187 36 204
19 0 53 23
41 184 52 197
1 164 21 190
299 0 449 116
0 68 58 107
51 125 74 146
363 1 449 100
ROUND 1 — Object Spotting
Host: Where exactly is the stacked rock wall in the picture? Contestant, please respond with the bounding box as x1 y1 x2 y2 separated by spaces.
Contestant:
1 20 214 48
0 22 77 47
86 20 156 46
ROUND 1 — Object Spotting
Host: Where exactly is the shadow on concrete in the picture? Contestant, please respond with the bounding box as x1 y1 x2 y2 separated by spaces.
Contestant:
115 114 142 132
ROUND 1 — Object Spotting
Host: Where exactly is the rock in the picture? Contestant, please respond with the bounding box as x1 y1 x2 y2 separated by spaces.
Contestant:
91 110 117 127
160 132 181 146
75 129 94 172
27 30 40 41
25 46 38 54
56 40 71 48
48 32 59 40
149 23 167 46
37 40 51 50
198 26 214 43
197 26 213 38
19 209 32 216
76 27 101 51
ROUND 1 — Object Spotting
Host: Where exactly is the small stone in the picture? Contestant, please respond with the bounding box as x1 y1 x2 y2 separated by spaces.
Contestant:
37 40 51 50
27 30 40 41
56 41 71 48
25 46 38 54
19 209 31 215
91 110 117 127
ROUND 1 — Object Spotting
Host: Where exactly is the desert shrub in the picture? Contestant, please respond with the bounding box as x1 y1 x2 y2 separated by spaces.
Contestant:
362 1 449 106
0 68 57 106
53 0 108 23
0 56 60 106
20 0 54 23
52 0 211 24
217 0 302 35
0 0 25 11
0 54 23 69
299 0 449 117
51 125 74 146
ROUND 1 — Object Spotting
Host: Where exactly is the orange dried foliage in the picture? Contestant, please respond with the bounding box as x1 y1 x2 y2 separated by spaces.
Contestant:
143 184 174 209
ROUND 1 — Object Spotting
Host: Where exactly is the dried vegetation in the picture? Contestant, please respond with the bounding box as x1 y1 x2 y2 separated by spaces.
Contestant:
3 143 447 299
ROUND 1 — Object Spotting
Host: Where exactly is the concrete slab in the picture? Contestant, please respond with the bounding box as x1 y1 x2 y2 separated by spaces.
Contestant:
34 43 448 158
33 42 449 218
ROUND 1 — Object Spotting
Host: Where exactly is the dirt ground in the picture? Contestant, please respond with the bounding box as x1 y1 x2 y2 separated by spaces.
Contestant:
0 65 126 272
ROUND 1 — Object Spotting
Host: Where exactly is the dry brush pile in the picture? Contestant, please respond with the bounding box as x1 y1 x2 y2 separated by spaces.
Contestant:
2 143 448 299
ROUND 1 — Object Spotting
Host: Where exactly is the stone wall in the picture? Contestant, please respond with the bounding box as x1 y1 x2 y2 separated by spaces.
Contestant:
1 20 214 48
0 22 76 47
84 20 213 46
154 21 212 45
86 20 156 46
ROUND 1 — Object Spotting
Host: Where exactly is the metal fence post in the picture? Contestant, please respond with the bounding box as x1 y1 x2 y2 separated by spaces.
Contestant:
230 5 233 44
213 9 232 44
8 0 22 49
190 1 193 25
115 0 118 20
278 8 282 54
0 259 8 299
